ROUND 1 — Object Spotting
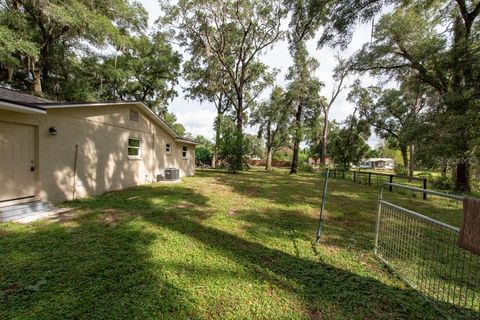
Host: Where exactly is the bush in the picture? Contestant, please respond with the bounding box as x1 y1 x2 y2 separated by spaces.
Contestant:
394 163 408 176
195 145 213 167
299 163 314 173
217 124 249 173
431 175 453 191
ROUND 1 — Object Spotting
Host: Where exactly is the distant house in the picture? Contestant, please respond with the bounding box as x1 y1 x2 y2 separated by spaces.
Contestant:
0 87 196 206
308 157 332 166
358 158 395 170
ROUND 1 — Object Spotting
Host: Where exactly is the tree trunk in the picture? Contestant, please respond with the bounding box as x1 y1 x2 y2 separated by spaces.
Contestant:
266 147 273 171
32 64 42 95
212 115 221 169
265 123 272 171
408 144 415 180
320 112 328 166
400 145 408 173
455 157 470 192
234 98 244 172
290 103 303 174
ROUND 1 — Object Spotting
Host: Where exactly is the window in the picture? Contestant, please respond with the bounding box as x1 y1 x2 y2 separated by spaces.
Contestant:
166 143 171 154
129 109 139 122
128 138 141 158
182 146 188 159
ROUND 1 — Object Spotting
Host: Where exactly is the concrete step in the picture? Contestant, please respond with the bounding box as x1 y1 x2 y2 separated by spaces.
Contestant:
0 201 57 222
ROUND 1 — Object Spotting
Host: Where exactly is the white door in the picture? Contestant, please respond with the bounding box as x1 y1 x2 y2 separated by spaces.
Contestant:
0 122 36 201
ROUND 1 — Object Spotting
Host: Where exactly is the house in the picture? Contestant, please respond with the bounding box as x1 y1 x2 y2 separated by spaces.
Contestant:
307 157 332 166
358 158 395 170
0 87 196 211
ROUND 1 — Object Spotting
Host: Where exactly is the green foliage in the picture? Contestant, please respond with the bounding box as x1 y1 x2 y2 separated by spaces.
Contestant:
161 0 285 170
217 117 249 172
163 113 186 136
330 113 370 168
349 0 480 192
195 145 213 167
0 0 148 94
394 163 408 176
431 175 453 191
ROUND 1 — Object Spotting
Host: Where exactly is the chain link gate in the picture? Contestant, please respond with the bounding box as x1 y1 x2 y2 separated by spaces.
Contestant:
375 183 480 318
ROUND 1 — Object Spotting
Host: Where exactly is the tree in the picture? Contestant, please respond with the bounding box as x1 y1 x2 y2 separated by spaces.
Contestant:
330 110 371 169
251 86 290 170
350 1 480 192
195 136 214 167
161 0 284 171
217 116 249 173
102 33 181 113
0 0 147 95
286 0 324 174
183 51 232 168
286 40 322 174
349 78 427 179
50 33 181 112
318 55 349 165
163 112 187 136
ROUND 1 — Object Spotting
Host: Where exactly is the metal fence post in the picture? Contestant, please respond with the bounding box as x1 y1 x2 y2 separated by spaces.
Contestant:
353 171 356 183
334 169 336 179
389 175 393 192
315 168 330 243
423 178 427 200
368 172 372 186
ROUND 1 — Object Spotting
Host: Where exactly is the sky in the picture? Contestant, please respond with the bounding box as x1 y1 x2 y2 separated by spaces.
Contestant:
140 0 380 147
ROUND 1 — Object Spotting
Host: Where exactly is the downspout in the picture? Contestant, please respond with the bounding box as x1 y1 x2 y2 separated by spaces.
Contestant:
72 144 78 200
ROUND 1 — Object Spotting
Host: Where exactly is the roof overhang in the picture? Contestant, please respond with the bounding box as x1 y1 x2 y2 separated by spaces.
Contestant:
0 100 47 114
175 138 198 145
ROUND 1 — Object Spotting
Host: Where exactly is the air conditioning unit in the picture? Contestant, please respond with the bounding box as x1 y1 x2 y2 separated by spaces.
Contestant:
164 168 179 181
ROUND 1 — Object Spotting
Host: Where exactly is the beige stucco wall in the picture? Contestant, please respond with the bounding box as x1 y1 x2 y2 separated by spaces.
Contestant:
0 103 195 203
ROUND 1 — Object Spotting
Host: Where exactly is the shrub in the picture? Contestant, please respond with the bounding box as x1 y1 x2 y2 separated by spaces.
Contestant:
394 163 408 176
431 175 453 191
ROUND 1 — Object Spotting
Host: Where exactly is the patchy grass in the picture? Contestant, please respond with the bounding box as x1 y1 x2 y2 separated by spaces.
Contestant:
0 168 472 319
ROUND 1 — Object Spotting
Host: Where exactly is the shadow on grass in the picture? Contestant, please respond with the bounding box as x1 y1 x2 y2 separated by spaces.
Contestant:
1 177 476 319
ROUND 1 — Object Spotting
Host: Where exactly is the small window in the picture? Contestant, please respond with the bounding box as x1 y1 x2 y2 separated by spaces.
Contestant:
166 143 171 154
130 110 139 122
128 138 141 158
182 146 188 159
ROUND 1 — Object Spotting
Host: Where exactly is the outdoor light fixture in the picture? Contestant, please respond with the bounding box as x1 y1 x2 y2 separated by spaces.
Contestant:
49 126 57 135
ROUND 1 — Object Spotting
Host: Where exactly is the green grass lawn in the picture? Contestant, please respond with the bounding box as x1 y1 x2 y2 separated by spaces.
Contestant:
0 168 473 319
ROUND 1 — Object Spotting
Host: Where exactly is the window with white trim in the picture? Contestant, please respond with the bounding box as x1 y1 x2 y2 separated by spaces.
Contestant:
128 138 141 158
182 146 188 159
166 143 171 154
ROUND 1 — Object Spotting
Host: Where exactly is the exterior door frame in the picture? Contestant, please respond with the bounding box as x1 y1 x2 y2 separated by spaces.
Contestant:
0 121 39 204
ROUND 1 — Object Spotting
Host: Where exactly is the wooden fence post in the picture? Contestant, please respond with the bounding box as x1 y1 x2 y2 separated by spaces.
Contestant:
389 175 393 192
423 178 427 200
368 172 371 186
353 171 356 183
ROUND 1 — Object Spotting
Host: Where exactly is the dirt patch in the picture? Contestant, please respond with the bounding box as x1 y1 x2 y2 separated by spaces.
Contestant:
228 208 238 216
1 284 20 296
305 309 323 320
101 209 127 227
